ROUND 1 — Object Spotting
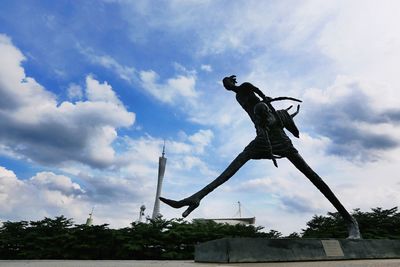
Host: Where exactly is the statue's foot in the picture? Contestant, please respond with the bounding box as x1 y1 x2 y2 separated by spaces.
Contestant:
159 197 186 208
159 196 200 218
347 217 362 239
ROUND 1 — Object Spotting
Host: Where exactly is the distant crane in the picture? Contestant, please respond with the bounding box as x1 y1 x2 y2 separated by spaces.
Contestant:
233 201 244 218
194 201 255 225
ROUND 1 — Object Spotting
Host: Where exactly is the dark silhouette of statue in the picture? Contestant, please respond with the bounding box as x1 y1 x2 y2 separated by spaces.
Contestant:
160 75 361 239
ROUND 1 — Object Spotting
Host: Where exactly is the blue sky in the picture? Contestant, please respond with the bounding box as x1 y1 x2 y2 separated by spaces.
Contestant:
1 0 400 234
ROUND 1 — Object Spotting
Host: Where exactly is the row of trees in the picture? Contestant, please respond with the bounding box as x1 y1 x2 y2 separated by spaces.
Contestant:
302 207 400 239
0 216 277 260
1 207 399 259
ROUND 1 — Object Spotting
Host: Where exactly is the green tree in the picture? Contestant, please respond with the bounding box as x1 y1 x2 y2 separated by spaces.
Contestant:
70 224 115 259
3 208 398 260
24 216 74 259
0 221 29 259
353 207 400 239
302 207 400 239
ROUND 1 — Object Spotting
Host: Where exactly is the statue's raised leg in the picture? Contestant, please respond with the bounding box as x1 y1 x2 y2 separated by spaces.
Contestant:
286 152 361 239
160 151 251 217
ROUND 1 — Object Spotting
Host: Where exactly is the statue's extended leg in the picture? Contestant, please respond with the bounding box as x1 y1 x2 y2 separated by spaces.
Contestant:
286 152 361 239
160 151 251 217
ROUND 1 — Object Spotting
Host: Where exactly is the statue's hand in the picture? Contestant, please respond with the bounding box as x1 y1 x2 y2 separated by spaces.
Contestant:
228 75 237 83
290 104 300 118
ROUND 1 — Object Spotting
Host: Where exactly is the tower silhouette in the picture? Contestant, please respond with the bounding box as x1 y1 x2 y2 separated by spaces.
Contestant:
152 142 167 219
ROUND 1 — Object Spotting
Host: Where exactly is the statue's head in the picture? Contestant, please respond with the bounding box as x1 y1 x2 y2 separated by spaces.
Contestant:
222 75 237 91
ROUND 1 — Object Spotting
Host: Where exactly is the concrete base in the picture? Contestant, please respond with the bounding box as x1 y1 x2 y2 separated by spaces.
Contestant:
195 238 400 263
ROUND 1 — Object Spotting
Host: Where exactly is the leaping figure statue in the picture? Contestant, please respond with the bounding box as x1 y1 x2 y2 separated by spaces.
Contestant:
160 75 361 239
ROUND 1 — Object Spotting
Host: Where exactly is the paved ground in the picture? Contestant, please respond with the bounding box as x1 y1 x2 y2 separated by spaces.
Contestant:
1 260 400 267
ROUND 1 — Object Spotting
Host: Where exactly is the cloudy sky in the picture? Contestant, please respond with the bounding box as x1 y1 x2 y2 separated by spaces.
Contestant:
1 0 400 234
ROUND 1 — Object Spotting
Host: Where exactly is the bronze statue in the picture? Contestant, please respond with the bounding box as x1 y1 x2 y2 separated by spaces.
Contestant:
160 75 361 239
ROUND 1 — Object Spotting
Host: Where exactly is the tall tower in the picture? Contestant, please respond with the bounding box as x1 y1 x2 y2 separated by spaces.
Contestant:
152 142 167 220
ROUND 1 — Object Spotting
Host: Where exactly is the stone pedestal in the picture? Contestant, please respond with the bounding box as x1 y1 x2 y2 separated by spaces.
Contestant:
195 238 400 263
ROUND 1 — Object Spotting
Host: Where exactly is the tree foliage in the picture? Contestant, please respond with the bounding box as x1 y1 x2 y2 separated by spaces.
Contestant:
1 207 399 259
0 216 271 260
302 207 400 239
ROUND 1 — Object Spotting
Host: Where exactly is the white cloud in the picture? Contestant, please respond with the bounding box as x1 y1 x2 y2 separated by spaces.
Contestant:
30 172 84 195
187 129 214 154
67 83 83 100
0 166 87 221
317 1 400 88
0 167 23 211
0 34 56 111
85 75 123 106
200 64 212 72
114 1 335 55
301 76 400 161
78 45 136 84
0 35 135 168
0 166 151 227
78 45 202 112
139 70 198 105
